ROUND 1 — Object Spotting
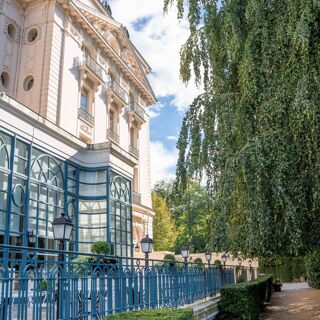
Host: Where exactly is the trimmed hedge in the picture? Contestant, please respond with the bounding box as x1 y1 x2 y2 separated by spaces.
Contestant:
106 308 194 319
305 251 320 289
218 274 273 320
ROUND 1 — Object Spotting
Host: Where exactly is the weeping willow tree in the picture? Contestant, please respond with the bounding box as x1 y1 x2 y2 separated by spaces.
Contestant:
164 0 320 257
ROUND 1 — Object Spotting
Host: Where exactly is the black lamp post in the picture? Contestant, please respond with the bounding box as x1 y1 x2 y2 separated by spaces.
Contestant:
205 252 212 268
134 244 140 253
140 235 154 267
52 212 73 320
221 253 227 268
181 244 190 268
27 230 36 245
248 259 253 280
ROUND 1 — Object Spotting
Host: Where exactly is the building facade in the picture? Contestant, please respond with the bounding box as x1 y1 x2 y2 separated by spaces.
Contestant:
0 0 156 257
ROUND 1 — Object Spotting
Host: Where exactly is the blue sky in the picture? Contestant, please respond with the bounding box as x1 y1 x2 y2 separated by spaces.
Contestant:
109 0 202 185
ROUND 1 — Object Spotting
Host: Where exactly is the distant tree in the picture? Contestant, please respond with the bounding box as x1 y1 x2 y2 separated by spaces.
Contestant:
152 193 177 251
153 179 214 253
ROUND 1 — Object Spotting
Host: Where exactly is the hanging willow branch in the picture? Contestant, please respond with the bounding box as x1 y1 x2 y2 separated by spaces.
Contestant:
166 0 320 257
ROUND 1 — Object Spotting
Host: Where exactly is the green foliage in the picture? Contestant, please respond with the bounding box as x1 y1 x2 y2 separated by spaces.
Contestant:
164 254 176 261
218 275 273 320
259 256 306 282
106 308 194 320
194 257 204 270
165 0 320 257
213 259 222 269
152 193 177 251
91 241 110 255
153 179 213 253
305 250 320 289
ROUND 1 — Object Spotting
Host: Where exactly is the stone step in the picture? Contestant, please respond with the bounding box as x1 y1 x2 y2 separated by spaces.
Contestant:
180 295 220 320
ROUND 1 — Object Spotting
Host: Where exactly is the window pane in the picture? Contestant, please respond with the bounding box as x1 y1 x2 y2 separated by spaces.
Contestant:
81 91 88 111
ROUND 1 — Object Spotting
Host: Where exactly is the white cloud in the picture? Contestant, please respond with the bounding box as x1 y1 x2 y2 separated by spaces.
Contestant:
150 141 178 185
167 135 178 141
109 0 202 112
148 101 165 119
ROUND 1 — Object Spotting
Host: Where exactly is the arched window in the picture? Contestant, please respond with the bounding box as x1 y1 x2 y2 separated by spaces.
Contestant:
0 136 10 169
31 154 64 189
110 174 130 203
29 152 65 248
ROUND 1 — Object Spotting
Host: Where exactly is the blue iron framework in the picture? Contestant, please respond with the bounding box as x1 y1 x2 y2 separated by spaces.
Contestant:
0 245 238 319
0 127 133 257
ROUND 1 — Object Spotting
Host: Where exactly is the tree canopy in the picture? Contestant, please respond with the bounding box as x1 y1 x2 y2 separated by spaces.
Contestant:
165 0 320 257
152 192 177 251
153 179 213 253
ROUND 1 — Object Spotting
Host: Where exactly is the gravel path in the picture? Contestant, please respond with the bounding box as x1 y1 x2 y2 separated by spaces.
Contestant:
260 283 320 320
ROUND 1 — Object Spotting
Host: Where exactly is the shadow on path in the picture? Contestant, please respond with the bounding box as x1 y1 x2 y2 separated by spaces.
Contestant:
260 283 320 320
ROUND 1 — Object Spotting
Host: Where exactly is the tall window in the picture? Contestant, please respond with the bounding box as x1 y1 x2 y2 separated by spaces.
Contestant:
80 89 89 112
29 150 64 249
109 111 115 132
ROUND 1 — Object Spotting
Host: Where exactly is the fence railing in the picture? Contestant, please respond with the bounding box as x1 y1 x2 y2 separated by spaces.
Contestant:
105 80 129 104
107 129 120 143
129 102 145 121
132 191 141 205
0 245 237 320
78 107 94 125
129 145 139 158
74 55 104 80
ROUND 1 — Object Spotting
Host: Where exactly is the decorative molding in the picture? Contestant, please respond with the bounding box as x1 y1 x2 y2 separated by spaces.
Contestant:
22 24 42 45
3 15 21 43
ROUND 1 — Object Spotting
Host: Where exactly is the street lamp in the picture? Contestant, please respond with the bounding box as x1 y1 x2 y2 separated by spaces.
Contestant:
248 259 252 268
221 253 227 267
237 257 242 267
248 259 253 280
181 244 190 265
27 230 36 245
134 244 140 253
205 251 212 267
140 235 154 267
52 212 73 320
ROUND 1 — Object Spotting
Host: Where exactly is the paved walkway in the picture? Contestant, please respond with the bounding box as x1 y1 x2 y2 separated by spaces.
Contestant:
260 283 320 320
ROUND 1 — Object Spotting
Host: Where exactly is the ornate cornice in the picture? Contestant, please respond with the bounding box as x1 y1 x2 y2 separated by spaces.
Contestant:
57 0 157 106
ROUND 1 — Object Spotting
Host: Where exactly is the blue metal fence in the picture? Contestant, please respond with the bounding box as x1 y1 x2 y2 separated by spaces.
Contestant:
0 245 236 320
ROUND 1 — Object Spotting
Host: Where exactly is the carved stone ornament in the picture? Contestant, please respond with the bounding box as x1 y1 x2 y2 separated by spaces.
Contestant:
80 123 92 135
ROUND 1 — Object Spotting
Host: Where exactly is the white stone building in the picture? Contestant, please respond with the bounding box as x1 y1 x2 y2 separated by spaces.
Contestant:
0 0 156 257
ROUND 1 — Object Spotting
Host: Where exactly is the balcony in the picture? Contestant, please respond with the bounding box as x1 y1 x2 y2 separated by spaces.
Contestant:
129 145 139 158
132 191 141 205
78 108 94 126
105 80 129 106
128 102 146 123
74 55 104 84
107 129 119 144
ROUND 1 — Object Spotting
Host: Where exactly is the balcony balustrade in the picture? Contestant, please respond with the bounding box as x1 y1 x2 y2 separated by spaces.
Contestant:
78 107 94 125
132 191 141 205
105 80 129 105
129 145 139 158
129 102 145 122
107 129 120 143
74 55 104 82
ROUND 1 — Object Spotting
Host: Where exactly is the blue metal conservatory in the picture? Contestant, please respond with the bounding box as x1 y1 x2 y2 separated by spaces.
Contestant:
0 127 133 257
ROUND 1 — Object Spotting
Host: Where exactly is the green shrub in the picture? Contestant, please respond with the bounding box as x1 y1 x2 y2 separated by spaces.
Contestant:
305 251 320 289
106 308 194 319
91 241 111 255
218 274 273 320
259 256 305 282
164 254 176 261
